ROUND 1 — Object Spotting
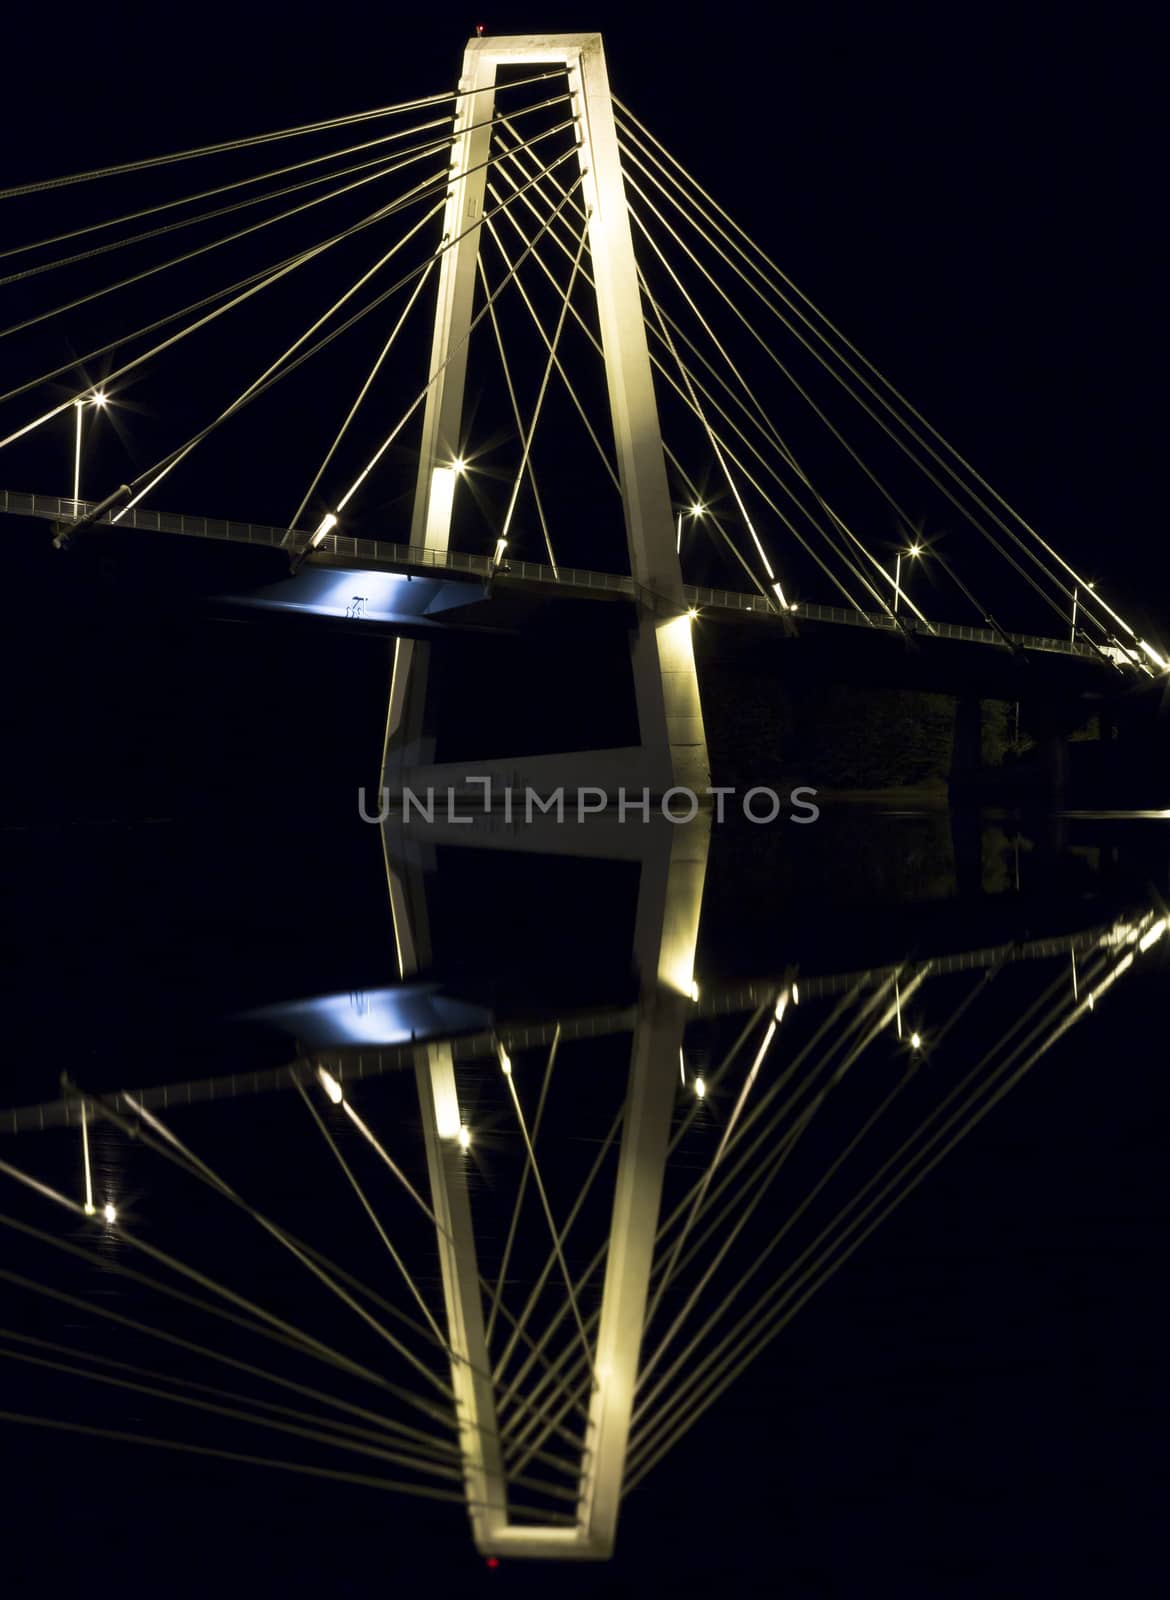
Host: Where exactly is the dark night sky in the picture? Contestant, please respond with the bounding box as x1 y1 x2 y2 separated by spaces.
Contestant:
1 5 1166 1596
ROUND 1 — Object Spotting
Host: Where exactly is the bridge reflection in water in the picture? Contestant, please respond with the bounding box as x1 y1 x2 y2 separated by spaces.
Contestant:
0 799 1164 1559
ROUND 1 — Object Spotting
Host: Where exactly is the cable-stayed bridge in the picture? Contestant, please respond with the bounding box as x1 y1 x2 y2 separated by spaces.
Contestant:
1 30 1167 1563
1 39 1164 694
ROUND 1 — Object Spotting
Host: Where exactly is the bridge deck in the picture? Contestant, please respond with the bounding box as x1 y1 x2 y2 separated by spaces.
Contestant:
3 487 1103 662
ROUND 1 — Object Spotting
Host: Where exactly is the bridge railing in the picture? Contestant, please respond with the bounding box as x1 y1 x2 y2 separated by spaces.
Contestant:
678 581 1098 658
0 489 301 549
0 489 643 590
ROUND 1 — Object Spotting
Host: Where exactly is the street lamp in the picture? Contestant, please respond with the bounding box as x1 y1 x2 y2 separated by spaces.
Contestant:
71 392 108 506
676 501 705 553
893 543 922 614
1070 579 1094 644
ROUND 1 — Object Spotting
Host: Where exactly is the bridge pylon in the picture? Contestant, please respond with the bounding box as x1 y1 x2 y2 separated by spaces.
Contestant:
385 31 709 805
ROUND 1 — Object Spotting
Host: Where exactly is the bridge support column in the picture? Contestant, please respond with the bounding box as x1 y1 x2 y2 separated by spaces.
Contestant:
384 636 437 778
630 611 710 796
382 638 440 974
